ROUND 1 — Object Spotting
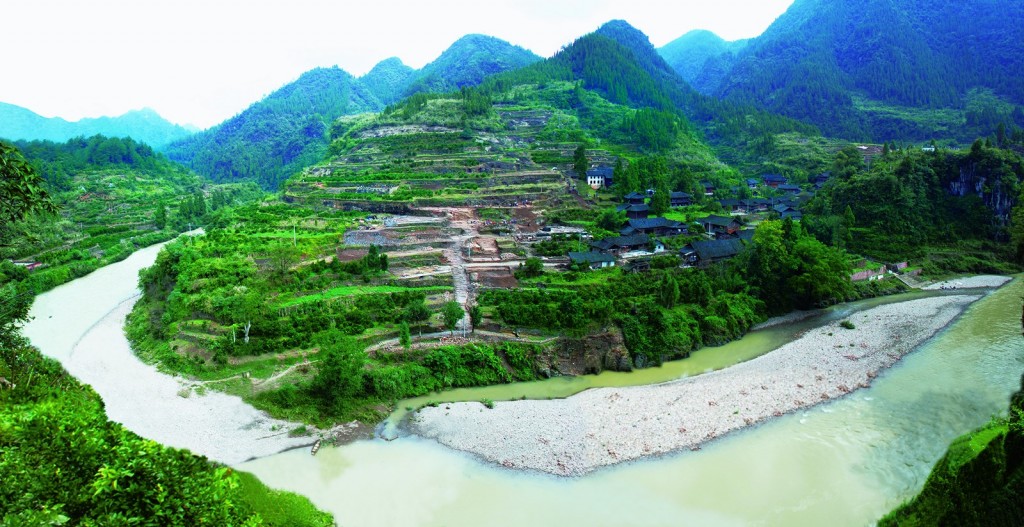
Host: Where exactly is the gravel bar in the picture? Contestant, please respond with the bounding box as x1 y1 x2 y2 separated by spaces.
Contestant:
409 294 985 476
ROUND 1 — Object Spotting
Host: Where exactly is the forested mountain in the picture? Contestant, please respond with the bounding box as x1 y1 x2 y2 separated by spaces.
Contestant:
400 34 541 99
478 19 817 169
165 67 380 190
168 36 541 190
358 57 416 107
0 103 194 149
674 0 1024 141
657 30 747 95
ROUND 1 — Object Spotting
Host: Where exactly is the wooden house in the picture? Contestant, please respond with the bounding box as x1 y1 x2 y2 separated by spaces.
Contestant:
569 251 616 269
619 217 687 237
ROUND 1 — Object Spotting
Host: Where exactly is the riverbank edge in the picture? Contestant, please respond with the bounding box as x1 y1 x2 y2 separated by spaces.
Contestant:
407 280 1011 476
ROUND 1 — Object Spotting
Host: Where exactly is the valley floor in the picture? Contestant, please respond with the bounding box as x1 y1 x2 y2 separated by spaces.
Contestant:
409 277 1012 476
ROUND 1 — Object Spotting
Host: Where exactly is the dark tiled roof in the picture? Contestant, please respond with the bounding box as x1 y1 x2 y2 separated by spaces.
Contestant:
777 184 802 192
588 166 614 178
691 239 745 261
762 174 787 183
670 191 692 199
702 215 737 227
626 217 682 230
624 192 646 201
569 251 615 264
592 234 650 251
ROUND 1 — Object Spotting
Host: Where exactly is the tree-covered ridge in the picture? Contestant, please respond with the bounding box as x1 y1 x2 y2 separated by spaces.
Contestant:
1 137 264 294
166 67 379 190
474 19 818 171
358 57 416 107
401 34 541 99
657 30 748 95
167 35 542 191
803 143 1024 270
701 0 1024 141
0 103 194 150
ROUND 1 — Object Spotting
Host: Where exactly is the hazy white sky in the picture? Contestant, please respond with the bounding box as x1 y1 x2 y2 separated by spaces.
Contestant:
2 0 794 129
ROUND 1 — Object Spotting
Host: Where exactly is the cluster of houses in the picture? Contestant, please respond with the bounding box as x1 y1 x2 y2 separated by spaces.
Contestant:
567 172 833 271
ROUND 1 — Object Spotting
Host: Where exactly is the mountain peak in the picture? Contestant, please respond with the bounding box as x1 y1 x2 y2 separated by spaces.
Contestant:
366 57 408 72
403 33 541 97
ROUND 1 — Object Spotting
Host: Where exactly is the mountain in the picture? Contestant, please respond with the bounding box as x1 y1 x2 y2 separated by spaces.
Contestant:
703 0 1024 140
170 35 542 189
358 57 415 107
0 103 194 149
165 67 379 190
402 34 541 98
657 30 748 95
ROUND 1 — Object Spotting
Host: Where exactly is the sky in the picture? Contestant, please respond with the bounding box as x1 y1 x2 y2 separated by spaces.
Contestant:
2 0 794 129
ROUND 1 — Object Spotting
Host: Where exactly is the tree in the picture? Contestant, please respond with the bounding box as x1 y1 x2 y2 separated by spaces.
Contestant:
1 142 56 350
469 304 482 333
573 143 588 179
267 242 300 283
154 202 167 230
0 141 57 229
403 299 431 323
650 175 671 216
516 257 544 278
442 301 464 335
399 321 411 349
842 205 856 248
596 208 626 231
309 338 367 408
832 146 865 181
613 162 641 199
657 273 680 308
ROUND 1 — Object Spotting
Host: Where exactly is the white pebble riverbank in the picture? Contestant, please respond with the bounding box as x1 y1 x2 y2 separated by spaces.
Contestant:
922 274 1012 290
410 294 985 476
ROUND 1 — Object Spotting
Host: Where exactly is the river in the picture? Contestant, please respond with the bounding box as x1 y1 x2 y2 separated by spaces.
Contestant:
24 242 1023 526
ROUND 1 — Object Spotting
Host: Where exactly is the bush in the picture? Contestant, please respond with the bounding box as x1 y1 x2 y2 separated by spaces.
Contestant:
840 320 856 330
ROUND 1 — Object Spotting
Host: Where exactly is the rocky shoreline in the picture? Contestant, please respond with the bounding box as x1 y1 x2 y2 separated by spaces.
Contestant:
409 293 993 476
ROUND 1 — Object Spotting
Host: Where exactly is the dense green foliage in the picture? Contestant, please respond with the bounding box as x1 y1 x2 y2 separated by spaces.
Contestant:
358 57 416 107
735 219 853 314
167 67 376 190
657 30 748 95
0 142 56 351
0 345 332 526
1 137 263 295
401 34 540 98
697 0 1024 141
804 144 1024 270
482 265 764 367
244 335 540 425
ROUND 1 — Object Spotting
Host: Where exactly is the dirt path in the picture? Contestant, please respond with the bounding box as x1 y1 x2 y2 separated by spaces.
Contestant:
416 207 479 333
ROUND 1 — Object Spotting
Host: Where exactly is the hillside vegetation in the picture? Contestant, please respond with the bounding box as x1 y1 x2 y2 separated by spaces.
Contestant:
660 0 1024 142
167 36 540 190
1 137 262 294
